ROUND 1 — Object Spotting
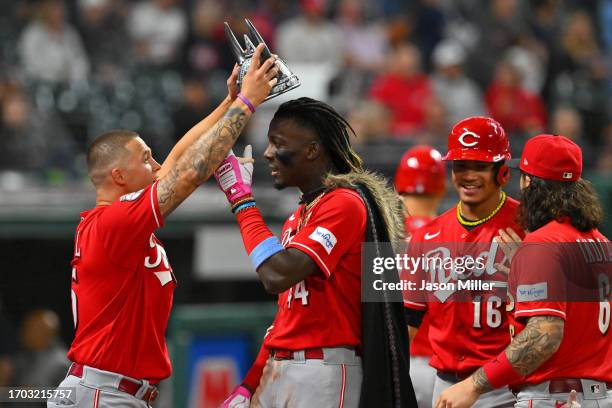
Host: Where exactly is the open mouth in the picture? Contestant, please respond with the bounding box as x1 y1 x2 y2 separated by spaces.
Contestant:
460 184 481 195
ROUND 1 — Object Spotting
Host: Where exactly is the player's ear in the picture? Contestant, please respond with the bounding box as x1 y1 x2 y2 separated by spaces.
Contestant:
110 167 127 186
305 141 321 161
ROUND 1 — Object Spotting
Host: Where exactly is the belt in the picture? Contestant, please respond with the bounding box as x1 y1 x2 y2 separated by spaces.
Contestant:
272 348 325 360
436 370 473 383
69 363 159 403
511 379 612 394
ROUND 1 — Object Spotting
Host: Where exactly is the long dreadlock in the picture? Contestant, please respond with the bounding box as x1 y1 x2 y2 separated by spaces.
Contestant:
271 97 364 174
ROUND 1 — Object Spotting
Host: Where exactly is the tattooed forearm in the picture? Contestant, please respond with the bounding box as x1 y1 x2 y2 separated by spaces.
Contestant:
157 106 249 216
472 367 493 393
469 315 563 394
505 315 564 375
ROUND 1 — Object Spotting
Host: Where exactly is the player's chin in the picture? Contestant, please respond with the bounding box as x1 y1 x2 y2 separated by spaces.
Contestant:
273 180 287 190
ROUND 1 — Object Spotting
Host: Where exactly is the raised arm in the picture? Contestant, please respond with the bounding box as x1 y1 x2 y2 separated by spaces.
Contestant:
156 44 278 218
158 64 240 178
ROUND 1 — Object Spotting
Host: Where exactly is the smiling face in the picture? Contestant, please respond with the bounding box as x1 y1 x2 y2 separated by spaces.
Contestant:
263 118 320 190
120 137 162 193
451 160 500 206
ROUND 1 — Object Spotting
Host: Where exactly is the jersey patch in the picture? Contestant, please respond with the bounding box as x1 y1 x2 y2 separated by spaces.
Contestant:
517 282 548 302
308 226 337 255
120 188 145 202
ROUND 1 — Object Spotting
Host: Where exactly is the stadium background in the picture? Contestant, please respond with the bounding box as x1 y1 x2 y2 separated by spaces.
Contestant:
0 0 609 406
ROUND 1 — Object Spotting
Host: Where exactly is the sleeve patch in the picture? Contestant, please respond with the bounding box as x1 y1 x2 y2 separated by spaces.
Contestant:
308 226 337 255
120 188 145 202
517 282 548 302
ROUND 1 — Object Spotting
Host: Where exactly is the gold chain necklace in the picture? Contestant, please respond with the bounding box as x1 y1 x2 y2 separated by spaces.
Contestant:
297 191 326 232
457 191 506 227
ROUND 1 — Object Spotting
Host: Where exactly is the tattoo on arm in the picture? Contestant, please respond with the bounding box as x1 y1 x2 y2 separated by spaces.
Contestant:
157 107 248 216
471 315 564 393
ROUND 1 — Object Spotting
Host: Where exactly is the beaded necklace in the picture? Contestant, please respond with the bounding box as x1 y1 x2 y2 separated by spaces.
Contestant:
456 191 506 227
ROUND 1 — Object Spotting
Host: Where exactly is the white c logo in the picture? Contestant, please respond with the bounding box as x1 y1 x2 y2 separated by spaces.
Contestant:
458 131 480 147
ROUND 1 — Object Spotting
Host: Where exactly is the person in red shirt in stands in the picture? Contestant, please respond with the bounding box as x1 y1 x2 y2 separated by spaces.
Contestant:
368 42 433 137
485 60 546 136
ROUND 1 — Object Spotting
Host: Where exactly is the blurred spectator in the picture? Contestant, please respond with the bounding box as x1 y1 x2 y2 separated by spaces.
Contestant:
430 39 484 126
0 82 78 182
347 100 392 144
76 0 130 81
328 0 388 112
411 0 446 69
12 309 70 388
550 9 608 145
336 0 387 72
182 0 224 76
18 0 90 83
550 105 595 169
368 42 433 137
596 124 612 172
468 0 528 88
410 96 449 149
485 59 547 136
172 75 215 138
127 0 188 67
275 0 343 66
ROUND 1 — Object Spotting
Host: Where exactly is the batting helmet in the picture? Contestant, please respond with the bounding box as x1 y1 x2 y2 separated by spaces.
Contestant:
444 116 511 185
443 116 510 163
395 145 446 195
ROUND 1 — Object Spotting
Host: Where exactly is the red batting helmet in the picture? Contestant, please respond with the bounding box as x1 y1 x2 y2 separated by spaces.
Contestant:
443 116 510 162
395 145 446 195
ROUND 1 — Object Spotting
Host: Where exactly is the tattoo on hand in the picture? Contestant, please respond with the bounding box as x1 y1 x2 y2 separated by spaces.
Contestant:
157 107 248 215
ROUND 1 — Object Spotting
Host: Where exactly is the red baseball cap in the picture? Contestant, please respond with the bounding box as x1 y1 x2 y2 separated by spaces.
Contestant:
508 134 582 182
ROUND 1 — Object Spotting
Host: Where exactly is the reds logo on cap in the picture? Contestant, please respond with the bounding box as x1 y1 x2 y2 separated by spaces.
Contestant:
458 131 480 147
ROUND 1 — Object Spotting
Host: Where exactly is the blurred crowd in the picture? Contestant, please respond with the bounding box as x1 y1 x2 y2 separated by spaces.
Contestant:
0 0 610 187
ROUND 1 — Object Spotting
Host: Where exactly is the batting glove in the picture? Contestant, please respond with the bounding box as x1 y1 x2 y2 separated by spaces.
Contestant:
219 385 251 408
214 145 254 205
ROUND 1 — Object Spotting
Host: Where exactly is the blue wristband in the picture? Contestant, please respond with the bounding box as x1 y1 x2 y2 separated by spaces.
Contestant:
233 201 256 213
250 236 284 270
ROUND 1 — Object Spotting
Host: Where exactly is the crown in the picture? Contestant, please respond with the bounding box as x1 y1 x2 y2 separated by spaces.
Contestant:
224 19 300 101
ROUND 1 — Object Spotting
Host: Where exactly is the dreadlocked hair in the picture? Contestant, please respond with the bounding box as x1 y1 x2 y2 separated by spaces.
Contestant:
271 97 364 174
518 175 603 232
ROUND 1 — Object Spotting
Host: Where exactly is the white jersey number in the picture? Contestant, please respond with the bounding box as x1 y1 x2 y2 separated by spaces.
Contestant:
473 295 503 329
599 273 611 335
287 281 309 309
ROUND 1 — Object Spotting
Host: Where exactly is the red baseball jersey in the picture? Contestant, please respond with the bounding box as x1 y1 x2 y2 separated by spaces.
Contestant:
508 219 612 383
404 197 523 373
263 188 365 350
405 216 435 357
67 182 176 382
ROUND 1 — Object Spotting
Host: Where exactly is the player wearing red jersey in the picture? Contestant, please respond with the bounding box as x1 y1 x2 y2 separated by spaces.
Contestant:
217 97 417 408
47 45 278 408
435 135 612 408
395 145 446 408
404 116 525 408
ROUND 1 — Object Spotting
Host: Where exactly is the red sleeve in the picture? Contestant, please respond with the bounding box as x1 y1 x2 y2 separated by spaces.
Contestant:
97 182 164 267
510 243 567 320
286 191 365 278
242 343 269 392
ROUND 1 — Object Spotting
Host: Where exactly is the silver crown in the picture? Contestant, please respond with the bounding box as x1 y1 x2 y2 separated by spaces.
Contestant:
224 19 300 101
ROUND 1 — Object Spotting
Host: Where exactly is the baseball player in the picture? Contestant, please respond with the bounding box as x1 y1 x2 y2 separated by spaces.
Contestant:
404 116 525 408
217 97 417 408
395 145 446 408
47 44 278 408
434 134 612 408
